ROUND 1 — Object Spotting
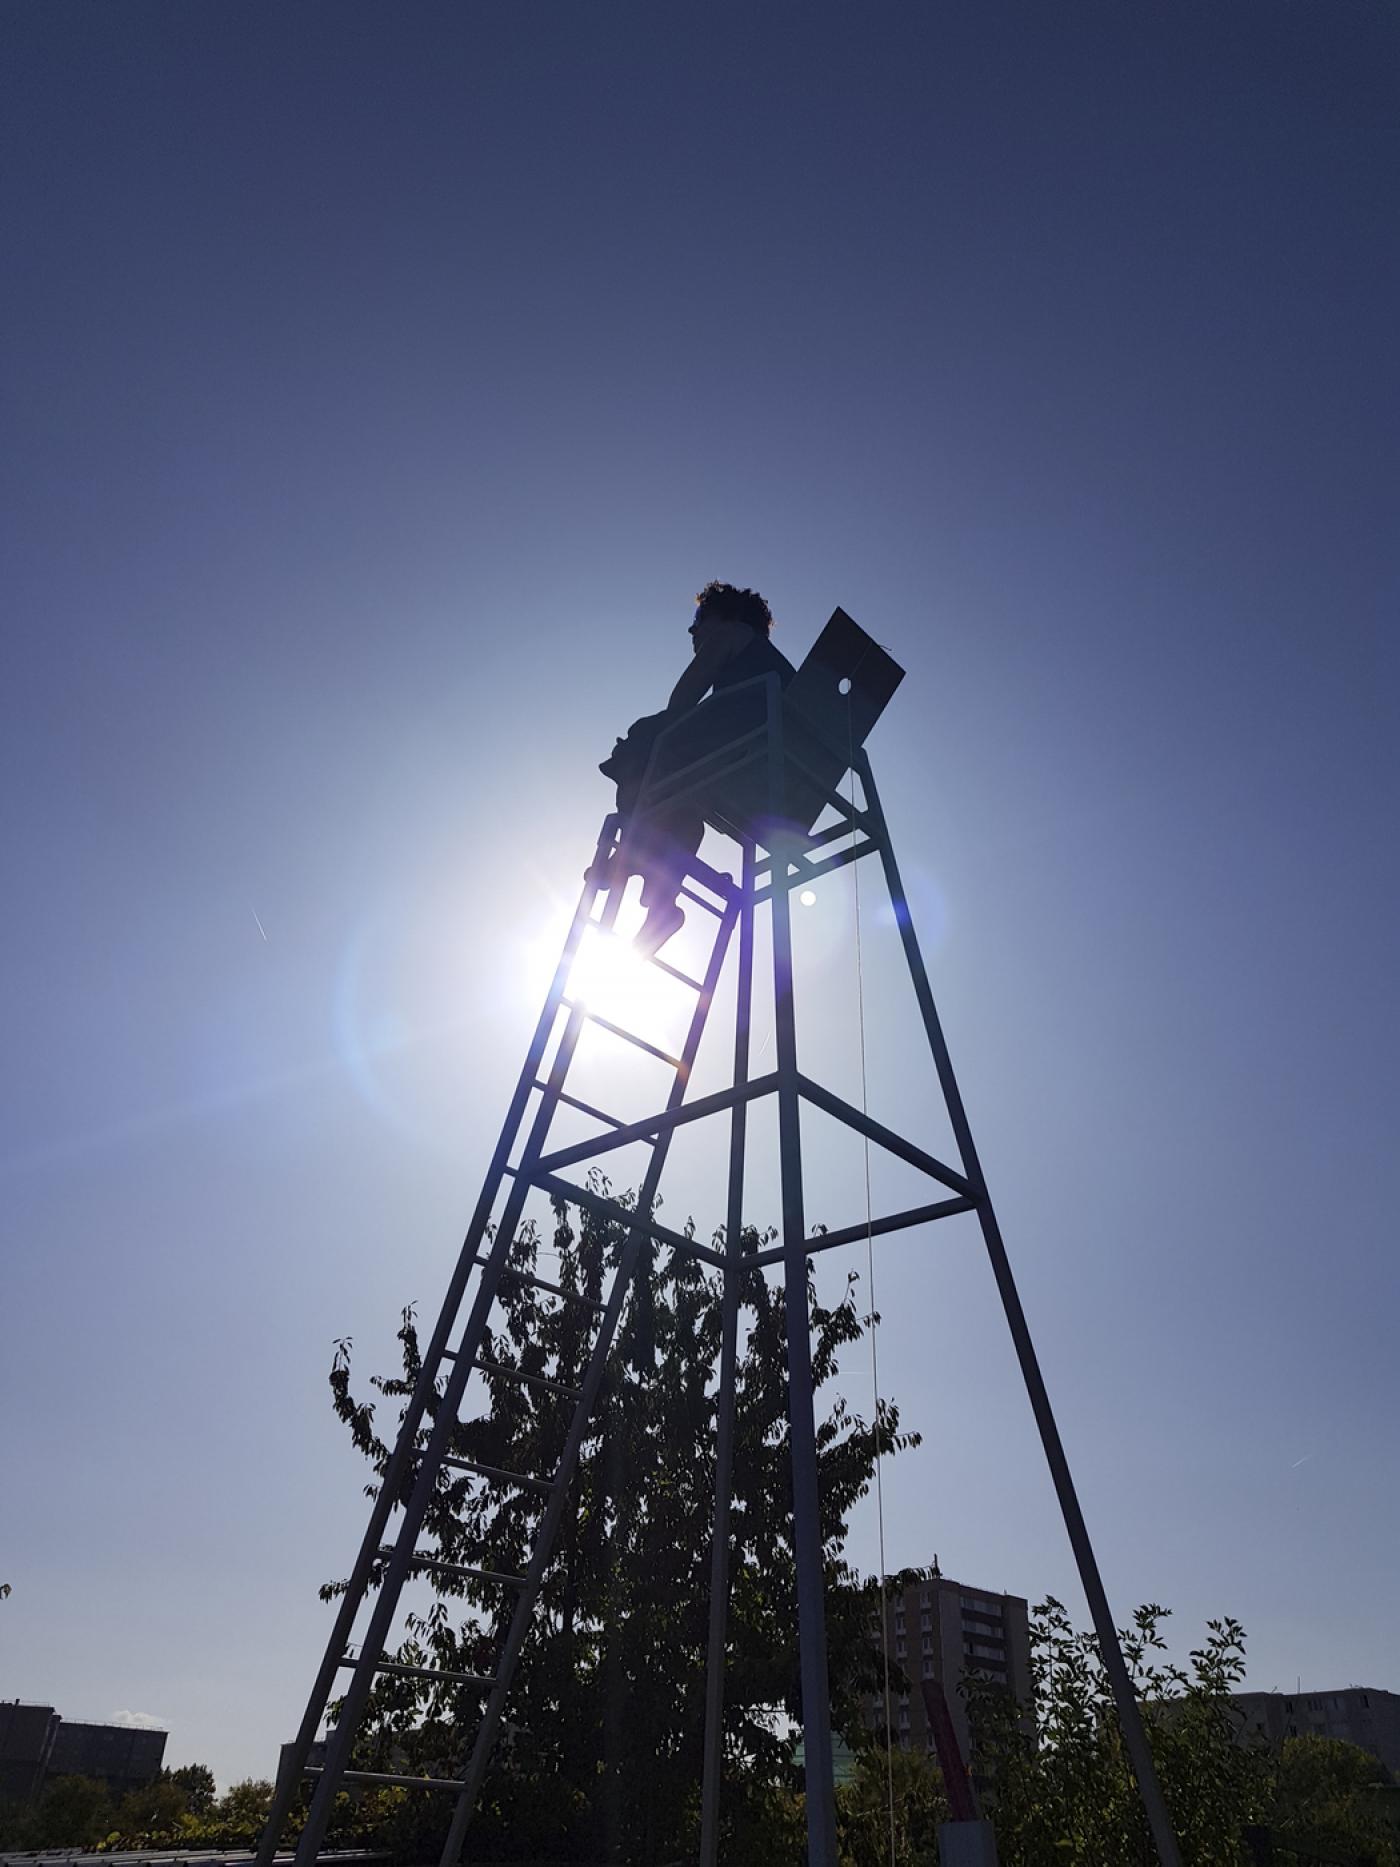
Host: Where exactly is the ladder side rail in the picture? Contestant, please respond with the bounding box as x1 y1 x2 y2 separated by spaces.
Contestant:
855 750 1184 1867
291 848 636 1865
256 814 621 1867
768 674 839 1867
437 891 743 1867
699 838 756 1867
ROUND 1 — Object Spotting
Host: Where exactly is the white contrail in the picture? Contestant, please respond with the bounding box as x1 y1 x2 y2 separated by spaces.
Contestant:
252 908 269 942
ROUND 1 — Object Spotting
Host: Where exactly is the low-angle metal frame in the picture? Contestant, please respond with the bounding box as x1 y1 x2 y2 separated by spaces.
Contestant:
258 650 1183 1867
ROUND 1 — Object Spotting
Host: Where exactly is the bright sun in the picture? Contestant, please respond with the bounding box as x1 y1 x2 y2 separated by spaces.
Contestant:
520 913 684 1035
567 922 678 1029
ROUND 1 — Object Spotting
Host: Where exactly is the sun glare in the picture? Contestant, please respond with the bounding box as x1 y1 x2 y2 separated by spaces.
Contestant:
568 923 678 1028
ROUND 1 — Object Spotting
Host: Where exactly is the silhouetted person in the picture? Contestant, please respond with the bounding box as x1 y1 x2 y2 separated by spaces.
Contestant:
591 580 796 957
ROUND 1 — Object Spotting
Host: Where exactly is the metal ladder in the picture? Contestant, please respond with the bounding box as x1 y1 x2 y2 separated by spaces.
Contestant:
257 810 742 1867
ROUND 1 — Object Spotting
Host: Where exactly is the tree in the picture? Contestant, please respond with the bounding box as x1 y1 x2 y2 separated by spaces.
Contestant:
170 1761 218 1814
963 1598 1398 1867
1272 1734 1396 1864
0 1774 115 1851
111 1774 193 1843
209 1778 277 1843
322 1190 923 1864
836 1744 950 1867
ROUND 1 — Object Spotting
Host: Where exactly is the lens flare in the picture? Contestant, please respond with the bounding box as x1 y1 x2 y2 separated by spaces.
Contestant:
567 923 676 1029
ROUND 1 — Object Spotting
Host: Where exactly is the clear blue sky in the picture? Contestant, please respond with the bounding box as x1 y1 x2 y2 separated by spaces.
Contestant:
2 1 1396 1788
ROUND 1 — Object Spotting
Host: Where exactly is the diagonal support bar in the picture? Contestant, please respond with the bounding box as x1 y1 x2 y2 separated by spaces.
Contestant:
533 1071 781 1177
796 1072 973 1196
743 1194 977 1266
524 1168 730 1273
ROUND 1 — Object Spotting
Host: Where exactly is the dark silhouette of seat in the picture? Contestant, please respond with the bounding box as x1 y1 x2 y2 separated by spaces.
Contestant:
643 607 905 846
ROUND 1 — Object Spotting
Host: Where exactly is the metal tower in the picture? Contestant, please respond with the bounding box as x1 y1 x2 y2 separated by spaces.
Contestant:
258 609 1182 1867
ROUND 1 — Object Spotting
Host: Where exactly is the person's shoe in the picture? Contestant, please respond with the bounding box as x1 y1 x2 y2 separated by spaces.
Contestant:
633 902 685 960
584 852 623 890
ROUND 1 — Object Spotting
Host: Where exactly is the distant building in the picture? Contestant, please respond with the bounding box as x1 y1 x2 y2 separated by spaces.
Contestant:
0 1703 60 1800
864 1564 1032 1764
1232 1689 1400 1776
0 1704 166 1800
46 1720 166 1792
275 1737 326 1802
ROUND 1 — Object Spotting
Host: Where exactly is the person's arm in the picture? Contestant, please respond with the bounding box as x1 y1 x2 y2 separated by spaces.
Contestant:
665 619 750 713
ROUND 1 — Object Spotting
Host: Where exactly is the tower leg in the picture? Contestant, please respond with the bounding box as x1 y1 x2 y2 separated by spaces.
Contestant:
769 684 838 1867
857 752 1183 1867
699 841 756 1867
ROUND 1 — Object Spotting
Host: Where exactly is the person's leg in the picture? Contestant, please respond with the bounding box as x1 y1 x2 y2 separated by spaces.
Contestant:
634 808 704 958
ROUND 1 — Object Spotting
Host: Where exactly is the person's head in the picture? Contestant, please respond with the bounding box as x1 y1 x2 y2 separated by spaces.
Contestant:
691 580 774 637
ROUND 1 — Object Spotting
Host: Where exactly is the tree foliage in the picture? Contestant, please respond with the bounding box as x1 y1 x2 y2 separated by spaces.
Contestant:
0 1769 296 1852
321 1190 922 1864
170 1760 217 1813
964 1598 1397 1867
835 1745 949 1867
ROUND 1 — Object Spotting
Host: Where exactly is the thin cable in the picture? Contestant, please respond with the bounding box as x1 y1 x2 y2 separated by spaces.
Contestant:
847 698 897 1867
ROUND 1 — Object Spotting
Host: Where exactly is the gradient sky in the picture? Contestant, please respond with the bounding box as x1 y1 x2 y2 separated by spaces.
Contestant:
3 1 1397 1789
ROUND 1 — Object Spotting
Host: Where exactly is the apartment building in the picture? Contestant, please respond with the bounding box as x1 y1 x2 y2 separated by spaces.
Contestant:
868 1566 1032 1763
1232 1689 1400 1776
0 1703 166 1800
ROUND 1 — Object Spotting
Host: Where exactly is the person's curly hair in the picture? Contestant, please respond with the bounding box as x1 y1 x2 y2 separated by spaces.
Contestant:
694 580 774 634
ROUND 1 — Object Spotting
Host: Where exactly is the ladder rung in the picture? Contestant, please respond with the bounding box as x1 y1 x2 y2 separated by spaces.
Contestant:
339 1655 495 1688
441 1455 558 1495
564 1001 683 1068
305 1764 466 1792
533 1080 660 1146
473 1356 584 1401
382 1546 528 1589
648 953 705 992
678 880 726 916
473 1250 606 1310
